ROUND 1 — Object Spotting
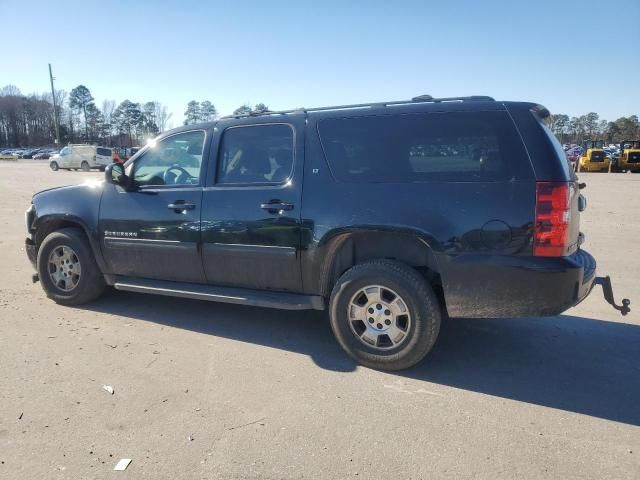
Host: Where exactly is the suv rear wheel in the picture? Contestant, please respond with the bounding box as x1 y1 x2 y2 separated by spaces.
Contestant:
37 228 106 305
329 260 441 371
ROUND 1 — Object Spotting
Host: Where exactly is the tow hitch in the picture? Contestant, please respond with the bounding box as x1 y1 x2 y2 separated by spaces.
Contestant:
594 276 631 315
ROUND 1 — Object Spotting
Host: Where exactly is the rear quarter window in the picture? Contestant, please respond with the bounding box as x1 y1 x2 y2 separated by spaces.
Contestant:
538 118 576 180
318 111 531 183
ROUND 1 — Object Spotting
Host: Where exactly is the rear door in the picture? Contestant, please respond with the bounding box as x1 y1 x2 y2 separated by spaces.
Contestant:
99 129 209 282
200 118 304 292
96 147 113 167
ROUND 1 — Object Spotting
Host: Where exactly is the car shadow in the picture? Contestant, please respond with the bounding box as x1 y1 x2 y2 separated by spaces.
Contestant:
84 290 640 426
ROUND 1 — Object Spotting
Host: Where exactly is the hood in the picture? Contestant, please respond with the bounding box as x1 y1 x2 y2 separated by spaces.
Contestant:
32 180 105 202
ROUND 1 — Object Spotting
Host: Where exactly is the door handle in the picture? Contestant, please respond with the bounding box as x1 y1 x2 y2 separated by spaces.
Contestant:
168 202 196 212
260 202 294 213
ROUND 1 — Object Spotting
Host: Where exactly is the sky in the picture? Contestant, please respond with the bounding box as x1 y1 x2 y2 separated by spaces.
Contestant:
1 0 639 127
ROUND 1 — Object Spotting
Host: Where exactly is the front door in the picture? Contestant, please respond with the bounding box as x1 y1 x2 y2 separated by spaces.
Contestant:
200 120 304 292
58 146 74 169
99 129 209 283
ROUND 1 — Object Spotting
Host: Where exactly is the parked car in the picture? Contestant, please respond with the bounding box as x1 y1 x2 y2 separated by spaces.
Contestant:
20 149 40 159
0 150 18 160
24 95 630 371
33 151 52 160
49 145 113 171
565 146 582 170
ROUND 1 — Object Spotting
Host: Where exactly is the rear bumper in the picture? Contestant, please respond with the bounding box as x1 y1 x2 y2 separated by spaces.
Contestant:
442 249 598 318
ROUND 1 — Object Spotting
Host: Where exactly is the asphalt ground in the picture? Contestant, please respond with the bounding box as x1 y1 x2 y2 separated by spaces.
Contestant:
1 160 638 479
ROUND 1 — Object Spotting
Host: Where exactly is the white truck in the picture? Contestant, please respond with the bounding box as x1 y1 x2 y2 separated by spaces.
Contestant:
49 145 112 171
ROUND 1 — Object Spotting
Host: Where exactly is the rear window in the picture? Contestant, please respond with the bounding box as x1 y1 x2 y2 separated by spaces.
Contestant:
318 111 530 183
97 147 111 156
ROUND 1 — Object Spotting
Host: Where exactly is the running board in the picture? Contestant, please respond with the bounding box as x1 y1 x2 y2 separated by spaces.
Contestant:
112 277 325 311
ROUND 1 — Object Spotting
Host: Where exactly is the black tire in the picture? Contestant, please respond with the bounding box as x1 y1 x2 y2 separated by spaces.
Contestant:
50 161 59 171
37 228 106 306
81 161 90 172
329 260 441 371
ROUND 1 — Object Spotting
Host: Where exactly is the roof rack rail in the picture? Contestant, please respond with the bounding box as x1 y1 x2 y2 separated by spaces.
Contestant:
412 95 495 103
221 95 495 119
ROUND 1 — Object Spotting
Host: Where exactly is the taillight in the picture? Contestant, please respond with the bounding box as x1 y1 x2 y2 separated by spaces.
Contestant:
534 182 570 257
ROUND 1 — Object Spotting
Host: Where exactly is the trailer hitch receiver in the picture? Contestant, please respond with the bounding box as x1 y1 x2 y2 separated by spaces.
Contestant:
594 276 630 315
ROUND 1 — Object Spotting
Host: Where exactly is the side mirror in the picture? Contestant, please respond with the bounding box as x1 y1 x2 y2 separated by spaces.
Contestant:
105 162 127 186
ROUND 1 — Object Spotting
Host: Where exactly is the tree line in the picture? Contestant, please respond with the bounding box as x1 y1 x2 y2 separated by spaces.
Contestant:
4 83 638 149
547 112 639 144
182 101 269 125
0 84 172 148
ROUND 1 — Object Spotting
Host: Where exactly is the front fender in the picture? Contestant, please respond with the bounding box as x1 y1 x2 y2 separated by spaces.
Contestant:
31 183 106 272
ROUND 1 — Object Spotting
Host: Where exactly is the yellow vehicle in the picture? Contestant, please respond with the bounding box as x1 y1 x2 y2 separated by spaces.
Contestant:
578 140 610 172
616 140 640 173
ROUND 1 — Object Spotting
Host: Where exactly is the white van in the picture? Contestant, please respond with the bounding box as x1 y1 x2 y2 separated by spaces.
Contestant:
49 145 112 171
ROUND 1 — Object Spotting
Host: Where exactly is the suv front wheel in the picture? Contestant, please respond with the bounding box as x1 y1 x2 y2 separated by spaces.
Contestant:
329 260 441 371
37 228 106 305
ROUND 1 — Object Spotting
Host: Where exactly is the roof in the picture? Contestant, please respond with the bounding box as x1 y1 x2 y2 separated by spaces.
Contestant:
161 95 545 138
221 95 498 120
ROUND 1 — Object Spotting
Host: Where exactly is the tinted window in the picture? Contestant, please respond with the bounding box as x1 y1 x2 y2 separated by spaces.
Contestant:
318 111 529 182
132 130 205 187
538 117 576 180
217 124 293 184
97 147 111 156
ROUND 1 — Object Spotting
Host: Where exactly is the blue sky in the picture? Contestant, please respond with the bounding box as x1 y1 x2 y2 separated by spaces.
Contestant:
2 0 638 127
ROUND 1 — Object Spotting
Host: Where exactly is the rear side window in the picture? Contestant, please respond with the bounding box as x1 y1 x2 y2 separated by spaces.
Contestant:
97 147 111 156
318 111 530 182
538 117 576 180
216 124 294 185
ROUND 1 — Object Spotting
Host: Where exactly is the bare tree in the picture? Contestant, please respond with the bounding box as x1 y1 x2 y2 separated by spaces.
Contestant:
153 101 172 132
102 99 116 124
102 99 116 143
0 85 22 97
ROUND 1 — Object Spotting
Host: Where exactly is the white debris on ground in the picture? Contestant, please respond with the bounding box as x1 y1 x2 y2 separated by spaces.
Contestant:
113 459 132 471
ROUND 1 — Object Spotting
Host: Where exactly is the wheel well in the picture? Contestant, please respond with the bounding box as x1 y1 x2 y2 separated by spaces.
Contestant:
322 231 441 296
35 220 87 248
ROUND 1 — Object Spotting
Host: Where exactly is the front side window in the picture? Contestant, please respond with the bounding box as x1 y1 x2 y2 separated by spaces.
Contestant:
132 130 205 187
60 147 71 156
216 124 294 185
318 111 529 183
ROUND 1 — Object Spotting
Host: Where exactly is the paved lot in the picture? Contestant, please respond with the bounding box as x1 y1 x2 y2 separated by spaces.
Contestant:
1 160 639 479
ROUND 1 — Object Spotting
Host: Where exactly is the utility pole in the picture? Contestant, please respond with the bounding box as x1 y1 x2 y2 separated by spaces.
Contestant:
48 64 61 147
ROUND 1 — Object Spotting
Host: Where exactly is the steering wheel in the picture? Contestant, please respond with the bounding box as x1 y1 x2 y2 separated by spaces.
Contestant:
163 165 191 185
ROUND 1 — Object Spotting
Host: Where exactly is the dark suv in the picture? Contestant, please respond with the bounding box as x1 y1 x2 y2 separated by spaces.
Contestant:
24 95 630 370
